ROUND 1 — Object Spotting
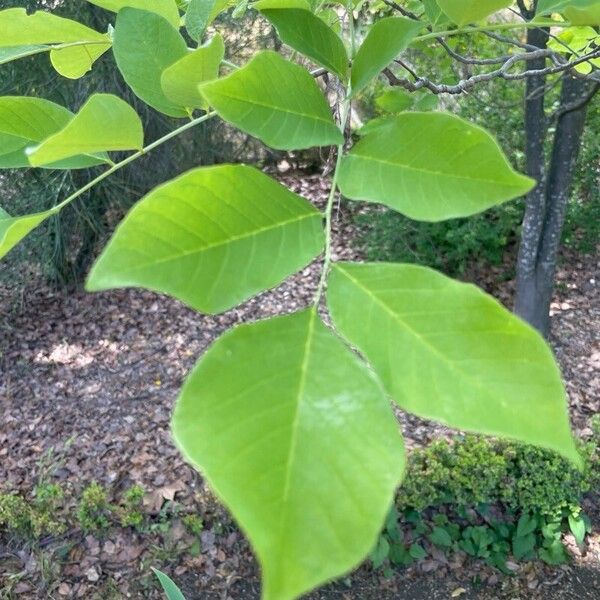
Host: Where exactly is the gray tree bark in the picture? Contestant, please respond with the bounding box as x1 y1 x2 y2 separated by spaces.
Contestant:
514 26 597 336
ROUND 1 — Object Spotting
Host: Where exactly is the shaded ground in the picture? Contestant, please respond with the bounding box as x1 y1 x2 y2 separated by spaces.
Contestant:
1 175 599 598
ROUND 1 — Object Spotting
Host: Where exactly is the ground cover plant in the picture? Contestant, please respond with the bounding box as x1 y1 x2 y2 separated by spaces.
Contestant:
1 1 599 598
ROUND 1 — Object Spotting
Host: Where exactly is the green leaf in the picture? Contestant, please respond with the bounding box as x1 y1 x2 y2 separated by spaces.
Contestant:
200 51 343 150
151 568 187 600
113 8 188 117
87 165 324 313
0 209 54 261
172 309 405 600
409 543 427 559
186 0 231 42
516 514 538 538
437 0 512 25
327 262 581 467
538 0 600 24
86 0 181 28
421 0 450 26
0 97 108 169
375 89 414 113
0 45 48 65
161 34 225 110
28 94 143 167
568 513 586 546
351 17 422 95
338 112 534 221
370 536 390 568
429 526 452 547
255 2 348 79
0 8 111 78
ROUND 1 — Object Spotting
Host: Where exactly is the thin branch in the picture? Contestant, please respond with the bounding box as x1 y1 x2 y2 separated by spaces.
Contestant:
384 48 600 95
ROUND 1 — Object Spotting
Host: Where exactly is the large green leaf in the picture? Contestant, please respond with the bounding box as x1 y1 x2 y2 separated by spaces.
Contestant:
437 0 512 25
0 209 54 260
28 94 143 167
172 309 405 600
113 8 188 117
87 165 325 313
185 0 231 42
0 97 108 169
255 1 348 79
327 262 581 467
338 112 534 221
200 51 343 150
351 17 422 95
537 0 600 23
86 0 181 28
161 34 224 110
0 8 111 78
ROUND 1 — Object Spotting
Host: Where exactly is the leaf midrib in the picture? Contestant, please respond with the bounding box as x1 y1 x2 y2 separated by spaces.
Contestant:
346 152 527 189
110 210 320 273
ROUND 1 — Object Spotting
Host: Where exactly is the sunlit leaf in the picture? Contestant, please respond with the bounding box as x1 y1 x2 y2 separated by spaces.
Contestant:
113 8 188 117
538 0 600 24
28 94 143 167
87 165 325 313
173 309 405 600
327 262 581 467
199 50 343 150
338 112 534 221
86 0 181 28
351 17 422 95
0 209 54 260
255 1 349 78
0 97 108 169
161 34 225 110
0 8 111 78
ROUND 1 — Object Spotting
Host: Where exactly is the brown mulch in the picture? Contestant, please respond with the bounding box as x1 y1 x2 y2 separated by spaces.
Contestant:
0 174 599 599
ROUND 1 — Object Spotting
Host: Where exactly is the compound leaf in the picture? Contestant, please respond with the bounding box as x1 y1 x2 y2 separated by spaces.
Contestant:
327 262 581 467
172 309 405 600
161 34 225 110
199 50 343 150
338 112 534 222
351 17 422 95
28 94 143 167
113 8 188 117
255 1 349 79
87 165 325 314
0 97 108 169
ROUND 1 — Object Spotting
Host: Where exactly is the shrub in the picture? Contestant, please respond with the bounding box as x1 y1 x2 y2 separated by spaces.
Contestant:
375 431 598 573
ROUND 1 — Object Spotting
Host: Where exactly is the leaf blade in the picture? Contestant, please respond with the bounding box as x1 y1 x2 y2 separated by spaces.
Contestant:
199 50 343 150
327 262 581 467
351 17 422 95
113 8 188 117
172 309 405 600
338 112 534 221
28 94 143 167
86 165 325 314
256 3 349 79
0 209 54 260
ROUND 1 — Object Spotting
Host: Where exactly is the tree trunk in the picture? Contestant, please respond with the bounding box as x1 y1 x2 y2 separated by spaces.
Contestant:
514 72 595 336
514 27 549 332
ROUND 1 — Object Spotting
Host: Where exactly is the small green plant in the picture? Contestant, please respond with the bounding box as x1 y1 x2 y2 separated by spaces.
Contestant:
119 484 146 530
182 514 204 536
77 482 112 532
0 493 31 536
